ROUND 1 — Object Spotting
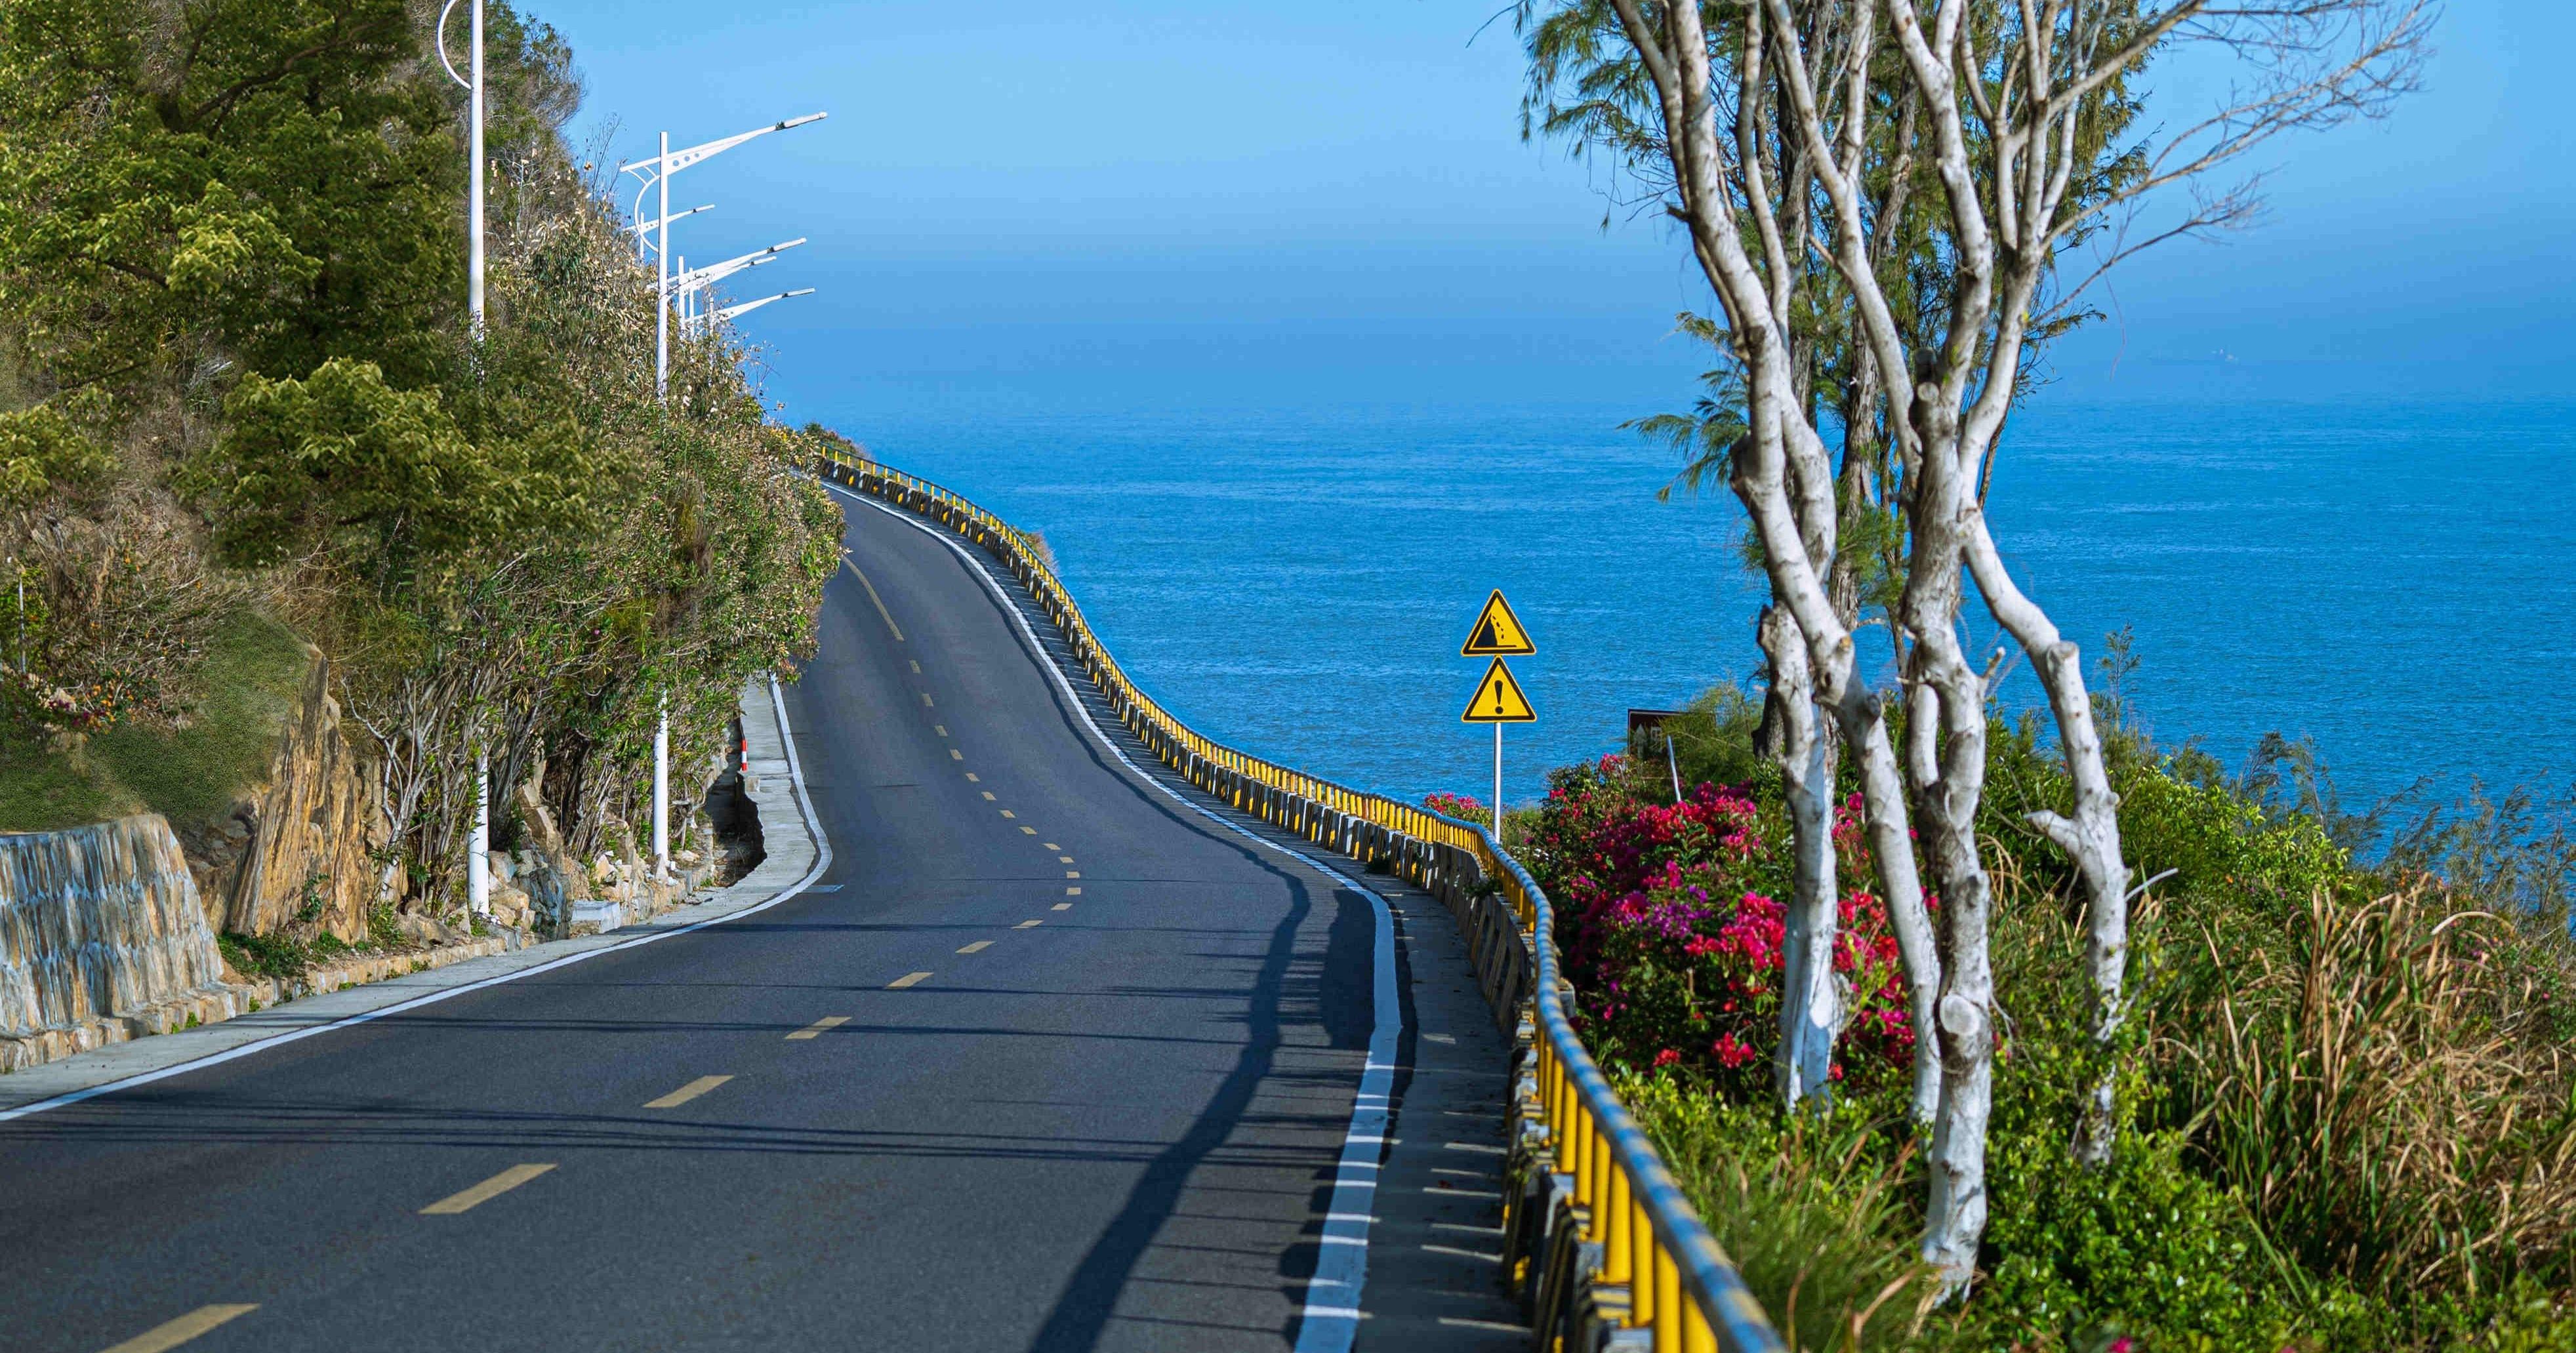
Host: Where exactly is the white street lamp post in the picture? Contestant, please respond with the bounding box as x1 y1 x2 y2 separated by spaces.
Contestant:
440 2 493 922
436 0 485 334
656 131 669 396
615 113 823 877
653 694 669 876
470 746 491 918
671 238 807 335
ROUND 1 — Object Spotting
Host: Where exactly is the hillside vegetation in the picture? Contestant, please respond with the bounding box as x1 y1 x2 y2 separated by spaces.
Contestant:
0 0 838 918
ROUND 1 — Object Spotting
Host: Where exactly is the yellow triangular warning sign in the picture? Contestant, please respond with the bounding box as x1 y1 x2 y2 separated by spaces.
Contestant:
1460 590 1535 656
1460 657 1536 723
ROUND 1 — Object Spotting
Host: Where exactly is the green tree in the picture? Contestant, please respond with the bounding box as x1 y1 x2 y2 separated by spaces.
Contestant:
0 0 461 405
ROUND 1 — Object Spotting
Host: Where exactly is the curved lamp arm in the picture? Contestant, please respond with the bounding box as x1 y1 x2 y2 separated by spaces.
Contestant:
435 0 474 92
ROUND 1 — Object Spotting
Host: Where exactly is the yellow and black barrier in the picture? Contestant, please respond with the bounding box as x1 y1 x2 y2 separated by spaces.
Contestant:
815 447 1783 1353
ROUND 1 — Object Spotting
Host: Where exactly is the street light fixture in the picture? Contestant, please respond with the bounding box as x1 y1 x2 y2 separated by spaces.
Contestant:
703 288 817 331
674 253 773 332
672 238 807 334
616 112 825 401
627 201 715 239
674 237 804 293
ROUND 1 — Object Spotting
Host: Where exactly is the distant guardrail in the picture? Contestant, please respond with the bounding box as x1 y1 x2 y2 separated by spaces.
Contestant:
818 447 1783 1353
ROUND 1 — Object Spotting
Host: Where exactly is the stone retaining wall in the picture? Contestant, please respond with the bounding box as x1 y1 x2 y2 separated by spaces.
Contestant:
0 815 238 1072
0 809 523 1074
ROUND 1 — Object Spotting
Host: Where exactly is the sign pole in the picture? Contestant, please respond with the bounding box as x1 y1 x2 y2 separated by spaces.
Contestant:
1492 723 1503 848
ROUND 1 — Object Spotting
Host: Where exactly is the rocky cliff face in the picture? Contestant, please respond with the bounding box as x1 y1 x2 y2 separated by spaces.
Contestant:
174 653 385 942
0 814 238 1070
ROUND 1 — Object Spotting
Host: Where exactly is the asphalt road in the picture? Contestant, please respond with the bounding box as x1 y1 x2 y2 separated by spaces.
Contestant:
0 487 1524 1352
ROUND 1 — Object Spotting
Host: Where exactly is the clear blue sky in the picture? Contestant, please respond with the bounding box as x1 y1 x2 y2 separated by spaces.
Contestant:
535 0 2569 422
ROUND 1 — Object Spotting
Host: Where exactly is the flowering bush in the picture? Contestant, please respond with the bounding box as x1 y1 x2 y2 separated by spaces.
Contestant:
1421 790 1490 827
1516 756 1915 1093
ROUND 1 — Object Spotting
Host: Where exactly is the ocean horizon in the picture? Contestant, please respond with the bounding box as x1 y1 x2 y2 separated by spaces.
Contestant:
819 395 2576 826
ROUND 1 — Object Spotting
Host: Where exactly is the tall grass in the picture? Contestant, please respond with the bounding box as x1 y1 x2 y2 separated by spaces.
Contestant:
2171 886 2576 1303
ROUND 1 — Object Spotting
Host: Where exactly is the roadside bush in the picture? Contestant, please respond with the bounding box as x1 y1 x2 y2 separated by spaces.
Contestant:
2 495 245 731
1620 1074 1942 1352
216 930 309 982
1423 790 1490 827
1510 757 1913 1089
1632 681 1771 796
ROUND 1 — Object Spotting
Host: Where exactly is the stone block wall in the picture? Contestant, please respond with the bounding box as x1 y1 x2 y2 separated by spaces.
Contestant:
0 814 239 1070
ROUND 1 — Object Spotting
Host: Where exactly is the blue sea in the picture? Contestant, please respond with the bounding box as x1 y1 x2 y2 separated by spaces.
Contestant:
833 399 2576 820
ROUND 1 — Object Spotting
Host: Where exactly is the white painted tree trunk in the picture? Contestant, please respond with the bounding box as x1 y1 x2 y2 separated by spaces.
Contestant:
1901 522 1998 1294
1845 711 1941 1122
1965 517 2133 1163
1761 605 1841 1108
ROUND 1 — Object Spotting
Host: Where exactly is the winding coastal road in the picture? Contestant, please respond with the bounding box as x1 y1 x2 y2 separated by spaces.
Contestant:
0 488 1525 1351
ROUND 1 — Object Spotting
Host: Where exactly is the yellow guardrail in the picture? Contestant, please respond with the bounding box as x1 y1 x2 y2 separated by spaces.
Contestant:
817 446 1782 1353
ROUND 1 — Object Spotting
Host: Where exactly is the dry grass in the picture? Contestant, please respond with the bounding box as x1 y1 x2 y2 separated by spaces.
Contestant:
2173 885 2576 1301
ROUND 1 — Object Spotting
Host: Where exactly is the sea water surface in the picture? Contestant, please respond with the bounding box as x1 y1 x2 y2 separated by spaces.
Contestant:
836 399 2576 815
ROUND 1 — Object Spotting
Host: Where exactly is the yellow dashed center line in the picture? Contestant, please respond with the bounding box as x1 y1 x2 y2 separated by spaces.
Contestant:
644 1075 733 1109
841 555 905 641
96 1304 259 1353
1065 870 1081 879
786 1016 849 1041
957 940 993 954
909 660 921 673
935 724 948 737
1057 855 1074 864
1019 826 1037 836
420 1163 556 1215
950 750 964 761
1052 902 1073 911
981 791 996 801
1067 886 1082 896
999 809 1015 818
1015 920 1043 930
964 771 979 782
920 692 934 708
888 971 933 989
1043 842 1060 851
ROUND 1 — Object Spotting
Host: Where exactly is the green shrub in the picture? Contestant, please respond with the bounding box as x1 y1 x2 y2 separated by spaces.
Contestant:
1620 1074 1942 1351
216 930 308 981
1978 1119 2318 1352
1641 682 1770 797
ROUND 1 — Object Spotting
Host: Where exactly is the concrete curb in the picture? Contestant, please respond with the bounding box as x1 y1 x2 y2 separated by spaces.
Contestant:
0 674 828 1120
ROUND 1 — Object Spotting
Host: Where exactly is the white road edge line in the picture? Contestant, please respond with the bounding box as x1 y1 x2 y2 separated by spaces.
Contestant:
832 483 1399 1353
0 676 832 1126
